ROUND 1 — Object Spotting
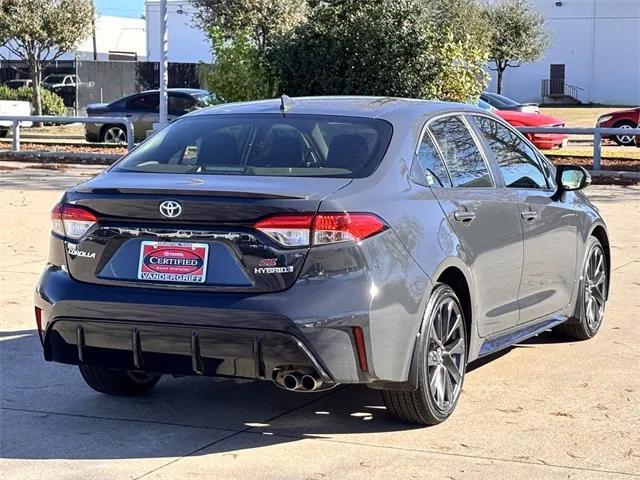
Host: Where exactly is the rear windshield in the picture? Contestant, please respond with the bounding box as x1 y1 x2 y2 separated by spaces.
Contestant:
114 114 393 178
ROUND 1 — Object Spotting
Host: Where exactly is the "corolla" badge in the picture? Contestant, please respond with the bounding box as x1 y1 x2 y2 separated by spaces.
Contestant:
159 200 182 218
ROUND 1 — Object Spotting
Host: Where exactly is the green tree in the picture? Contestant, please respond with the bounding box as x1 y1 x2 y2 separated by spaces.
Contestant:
200 27 273 102
483 0 549 94
0 0 92 121
270 0 490 102
193 0 308 100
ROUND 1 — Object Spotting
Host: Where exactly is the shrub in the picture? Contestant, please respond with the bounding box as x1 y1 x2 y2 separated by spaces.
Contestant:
0 85 66 116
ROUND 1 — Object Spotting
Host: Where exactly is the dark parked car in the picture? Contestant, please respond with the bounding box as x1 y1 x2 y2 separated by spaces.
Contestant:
3 79 32 89
84 88 211 143
36 97 609 425
480 92 540 114
596 106 640 146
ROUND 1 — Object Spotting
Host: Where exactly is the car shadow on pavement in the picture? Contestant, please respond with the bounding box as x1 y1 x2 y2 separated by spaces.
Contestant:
0 328 562 461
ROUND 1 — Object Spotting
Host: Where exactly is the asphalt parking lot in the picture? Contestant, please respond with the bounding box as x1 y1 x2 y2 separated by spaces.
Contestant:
1 164 639 480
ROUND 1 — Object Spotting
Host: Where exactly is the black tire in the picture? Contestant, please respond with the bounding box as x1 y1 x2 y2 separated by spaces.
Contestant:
382 284 467 425
79 365 161 396
612 120 637 146
100 124 128 144
556 237 607 340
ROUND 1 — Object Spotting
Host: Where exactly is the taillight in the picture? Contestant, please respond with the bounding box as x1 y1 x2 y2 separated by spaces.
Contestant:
51 203 98 239
255 213 387 247
254 214 314 247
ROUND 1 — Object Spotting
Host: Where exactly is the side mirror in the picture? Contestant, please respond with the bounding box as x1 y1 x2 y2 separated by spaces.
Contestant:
556 165 591 192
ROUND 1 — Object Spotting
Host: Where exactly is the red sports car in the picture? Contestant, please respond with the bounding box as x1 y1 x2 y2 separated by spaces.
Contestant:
495 110 569 150
596 107 640 146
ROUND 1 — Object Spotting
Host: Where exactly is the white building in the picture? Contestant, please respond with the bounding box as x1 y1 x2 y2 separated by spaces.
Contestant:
0 15 146 62
488 0 640 106
145 0 212 63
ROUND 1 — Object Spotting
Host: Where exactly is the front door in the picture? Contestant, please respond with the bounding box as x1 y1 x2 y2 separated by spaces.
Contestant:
470 115 578 323
427 115 523 337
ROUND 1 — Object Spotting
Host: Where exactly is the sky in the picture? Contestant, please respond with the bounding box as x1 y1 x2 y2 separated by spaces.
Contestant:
95 0 146 19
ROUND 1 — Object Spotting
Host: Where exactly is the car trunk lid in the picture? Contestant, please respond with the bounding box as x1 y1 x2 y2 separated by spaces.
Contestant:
62 174 351 292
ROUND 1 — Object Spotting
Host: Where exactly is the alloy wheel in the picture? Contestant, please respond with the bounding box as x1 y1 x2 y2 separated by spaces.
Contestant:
426 296 466 413
616 124 635 146
583 244 607 331
104 126 126 144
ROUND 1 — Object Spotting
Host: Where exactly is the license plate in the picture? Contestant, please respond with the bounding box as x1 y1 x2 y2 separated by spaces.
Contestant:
138 242 209 283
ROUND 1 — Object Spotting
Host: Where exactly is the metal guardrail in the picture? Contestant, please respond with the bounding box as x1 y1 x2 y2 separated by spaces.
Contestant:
517 126 640 170
0 115 135 152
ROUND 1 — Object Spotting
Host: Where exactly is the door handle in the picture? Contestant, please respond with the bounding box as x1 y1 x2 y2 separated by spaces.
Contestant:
454 210 477 223
521 210 538 221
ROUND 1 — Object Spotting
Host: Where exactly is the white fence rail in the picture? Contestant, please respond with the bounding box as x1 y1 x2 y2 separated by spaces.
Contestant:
516 126 640 170
0 118 638 171
0 115 135 152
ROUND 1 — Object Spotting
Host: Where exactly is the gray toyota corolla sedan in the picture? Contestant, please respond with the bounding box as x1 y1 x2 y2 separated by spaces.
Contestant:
35 96 609 425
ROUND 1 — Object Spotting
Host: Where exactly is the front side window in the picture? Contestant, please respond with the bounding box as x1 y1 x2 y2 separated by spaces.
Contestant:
472 116 548 189
114 114 393 178
168 95 196 115
428 116 493 188
416 131 451 187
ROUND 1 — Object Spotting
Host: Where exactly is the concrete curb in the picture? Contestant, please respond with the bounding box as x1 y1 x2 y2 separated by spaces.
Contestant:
0 150 121 165
587 170 640 179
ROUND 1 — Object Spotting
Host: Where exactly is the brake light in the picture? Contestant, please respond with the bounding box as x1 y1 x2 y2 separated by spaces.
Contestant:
51 203 98 239
255 213 386 247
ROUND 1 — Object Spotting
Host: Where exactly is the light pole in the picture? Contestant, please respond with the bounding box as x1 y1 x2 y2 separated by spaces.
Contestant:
158 0 168 129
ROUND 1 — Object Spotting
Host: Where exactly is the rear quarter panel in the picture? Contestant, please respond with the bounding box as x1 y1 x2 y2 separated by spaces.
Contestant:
319 115 476 377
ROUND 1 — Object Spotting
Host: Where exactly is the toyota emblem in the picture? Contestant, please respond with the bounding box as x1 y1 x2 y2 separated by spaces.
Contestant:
159 200 182 218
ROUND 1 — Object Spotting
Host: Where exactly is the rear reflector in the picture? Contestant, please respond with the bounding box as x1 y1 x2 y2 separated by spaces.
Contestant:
34 306 44 344
352 326 368 372
51 203 98 239
255 213 386 247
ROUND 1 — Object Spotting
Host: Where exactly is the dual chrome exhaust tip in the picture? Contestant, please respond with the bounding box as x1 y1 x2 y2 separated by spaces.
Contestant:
278 371 327 392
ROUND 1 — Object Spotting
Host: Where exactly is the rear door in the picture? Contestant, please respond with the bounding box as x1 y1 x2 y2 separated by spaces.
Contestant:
426 114 523 336
470 114 579 323
125 93 160 139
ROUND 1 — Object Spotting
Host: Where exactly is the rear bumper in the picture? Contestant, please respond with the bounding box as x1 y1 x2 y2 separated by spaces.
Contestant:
36 232 432 386
46 318 332 383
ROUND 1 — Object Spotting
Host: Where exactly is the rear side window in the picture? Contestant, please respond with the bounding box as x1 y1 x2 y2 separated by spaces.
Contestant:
428 116 493 188
127 94 159 112
115 114 393 178
472 116 548 189
416 131 451 187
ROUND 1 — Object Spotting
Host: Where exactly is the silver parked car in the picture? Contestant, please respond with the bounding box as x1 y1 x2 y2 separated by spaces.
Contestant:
84 88 211 143
36 97 609 425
